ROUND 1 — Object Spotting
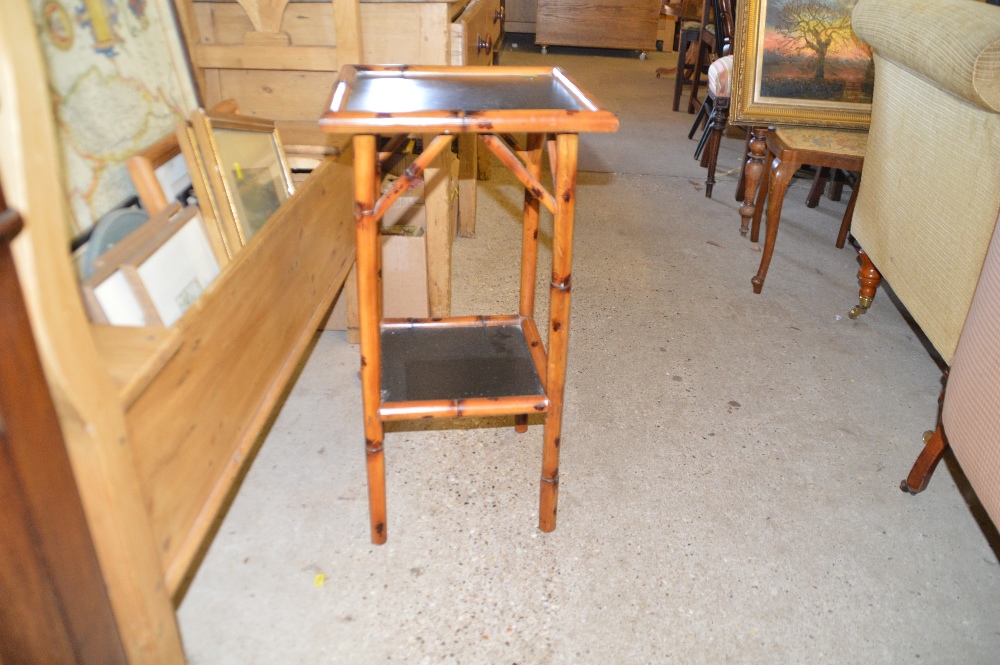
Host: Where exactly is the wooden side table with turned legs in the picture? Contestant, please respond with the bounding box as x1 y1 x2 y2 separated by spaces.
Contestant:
320 66 619 544
739 127 866 295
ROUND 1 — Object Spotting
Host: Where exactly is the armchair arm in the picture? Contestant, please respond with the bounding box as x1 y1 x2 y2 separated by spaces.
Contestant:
852 0 1000 113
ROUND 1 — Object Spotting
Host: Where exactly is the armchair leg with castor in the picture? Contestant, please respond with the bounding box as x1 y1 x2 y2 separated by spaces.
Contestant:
901 427 948 494
849 249 881 319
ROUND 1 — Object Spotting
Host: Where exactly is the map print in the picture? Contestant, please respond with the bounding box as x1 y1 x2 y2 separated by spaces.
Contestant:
33 0 197 232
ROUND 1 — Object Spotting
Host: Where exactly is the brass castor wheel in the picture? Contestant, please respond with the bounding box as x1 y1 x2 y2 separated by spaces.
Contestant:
849 295 873 319
540 45 548 55
900 479 917 495
639 51 647 60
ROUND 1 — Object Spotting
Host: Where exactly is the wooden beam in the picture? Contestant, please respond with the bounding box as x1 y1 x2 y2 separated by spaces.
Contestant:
193 44 339 71
333 0 364 65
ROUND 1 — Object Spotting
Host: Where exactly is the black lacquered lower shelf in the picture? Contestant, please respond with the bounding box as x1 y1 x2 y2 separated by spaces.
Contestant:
378 315 549 421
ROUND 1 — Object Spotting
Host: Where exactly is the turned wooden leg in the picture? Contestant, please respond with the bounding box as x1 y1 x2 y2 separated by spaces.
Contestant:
739 127 768 236
900 427 948 494
749 147 772 243
836 173 861 249
751 157 796 294
849 249 881 319
703 98 729 199
806 167 830 208
736 129 751 203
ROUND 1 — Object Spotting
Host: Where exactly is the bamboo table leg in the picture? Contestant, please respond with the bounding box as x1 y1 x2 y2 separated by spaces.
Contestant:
515 132 547 436
751 156 798 294
353 134 388 544
539 133 578 532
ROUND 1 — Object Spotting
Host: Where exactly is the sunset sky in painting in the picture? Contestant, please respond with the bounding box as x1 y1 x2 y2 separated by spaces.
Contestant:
762 28 871 61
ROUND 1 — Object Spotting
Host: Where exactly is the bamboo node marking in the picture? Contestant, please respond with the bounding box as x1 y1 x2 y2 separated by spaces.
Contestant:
550 276 570 291
553 321 562 332
540 475 559 484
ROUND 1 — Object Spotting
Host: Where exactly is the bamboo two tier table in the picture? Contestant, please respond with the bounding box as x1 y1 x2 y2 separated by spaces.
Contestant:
320 66 618 543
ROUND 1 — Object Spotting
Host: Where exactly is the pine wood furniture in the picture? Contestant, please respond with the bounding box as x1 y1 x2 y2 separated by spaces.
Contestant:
745 127 865 294
535 0 661 55
320 65 619 543
172 0 506 317
1 1 357 658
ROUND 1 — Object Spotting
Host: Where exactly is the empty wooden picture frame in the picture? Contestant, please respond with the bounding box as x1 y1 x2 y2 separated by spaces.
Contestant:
126 133 191 216
82 205 222 327
189 109 295 251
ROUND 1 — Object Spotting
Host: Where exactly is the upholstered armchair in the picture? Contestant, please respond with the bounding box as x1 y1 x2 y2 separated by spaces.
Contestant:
848 0 1000 365
850 0 1000 515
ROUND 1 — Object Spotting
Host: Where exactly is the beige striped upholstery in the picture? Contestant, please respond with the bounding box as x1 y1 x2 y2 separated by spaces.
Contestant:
942 211 1000 527
851 0 1000 363
852 0 1000 113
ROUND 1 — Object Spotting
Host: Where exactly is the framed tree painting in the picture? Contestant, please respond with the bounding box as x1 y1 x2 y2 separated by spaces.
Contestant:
732 0 873 129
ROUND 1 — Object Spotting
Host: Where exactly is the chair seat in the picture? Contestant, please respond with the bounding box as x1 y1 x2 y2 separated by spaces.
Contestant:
707 54 733 97
773 127 868 159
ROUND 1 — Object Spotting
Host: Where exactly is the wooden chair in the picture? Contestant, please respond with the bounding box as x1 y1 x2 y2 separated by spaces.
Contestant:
655 0 704 111
689 0 734 197
747 127 866 294
687 0 727 113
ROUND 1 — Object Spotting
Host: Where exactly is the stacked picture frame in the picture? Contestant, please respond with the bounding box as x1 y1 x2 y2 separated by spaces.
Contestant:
87 103 297 327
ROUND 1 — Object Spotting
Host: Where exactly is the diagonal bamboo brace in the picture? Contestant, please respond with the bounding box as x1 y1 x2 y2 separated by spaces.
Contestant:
480 134 557 214
372 133 454 223
377 133 411 165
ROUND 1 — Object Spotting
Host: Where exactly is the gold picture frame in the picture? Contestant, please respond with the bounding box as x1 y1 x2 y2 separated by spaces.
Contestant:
188 109 295 252
175 120 231 264
732 0 873 129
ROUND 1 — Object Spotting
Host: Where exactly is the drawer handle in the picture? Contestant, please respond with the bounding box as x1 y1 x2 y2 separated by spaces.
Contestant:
494 7 504 23
477 33 493 55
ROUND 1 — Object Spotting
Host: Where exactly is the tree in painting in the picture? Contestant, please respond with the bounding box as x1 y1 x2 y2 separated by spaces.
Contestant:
774 0 853 80
760 0 873 103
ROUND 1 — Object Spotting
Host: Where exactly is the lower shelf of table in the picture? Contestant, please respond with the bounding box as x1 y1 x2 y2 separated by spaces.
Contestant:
378 315 549 421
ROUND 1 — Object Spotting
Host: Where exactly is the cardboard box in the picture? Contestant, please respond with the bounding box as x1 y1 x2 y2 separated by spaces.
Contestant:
322 145 457 334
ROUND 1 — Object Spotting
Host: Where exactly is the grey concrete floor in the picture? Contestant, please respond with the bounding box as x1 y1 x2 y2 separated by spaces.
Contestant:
178 44 1000 663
